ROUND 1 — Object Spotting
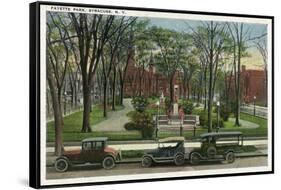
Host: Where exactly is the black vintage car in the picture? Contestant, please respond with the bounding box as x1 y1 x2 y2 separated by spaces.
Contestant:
189 132 244 165
141 137 186 167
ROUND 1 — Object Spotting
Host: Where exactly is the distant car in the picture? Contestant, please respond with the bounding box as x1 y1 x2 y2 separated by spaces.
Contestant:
189 132 244 165
54 137 121 172
141 137 186 167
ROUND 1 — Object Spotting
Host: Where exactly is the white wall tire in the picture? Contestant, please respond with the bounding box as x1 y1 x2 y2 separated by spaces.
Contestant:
54 158 69 172
102 156 115 169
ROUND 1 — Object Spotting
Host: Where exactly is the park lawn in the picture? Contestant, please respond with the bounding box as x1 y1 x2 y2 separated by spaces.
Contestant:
47 104 125 142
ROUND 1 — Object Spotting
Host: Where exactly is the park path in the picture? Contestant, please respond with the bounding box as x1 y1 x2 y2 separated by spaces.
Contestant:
91 98 133 132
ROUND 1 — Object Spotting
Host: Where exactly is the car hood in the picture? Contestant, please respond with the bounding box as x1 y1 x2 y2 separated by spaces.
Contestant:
63 149 81 156
145 149 159 155
104 147 118 155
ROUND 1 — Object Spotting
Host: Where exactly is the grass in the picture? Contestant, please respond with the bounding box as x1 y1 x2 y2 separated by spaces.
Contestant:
48 103 268 142
47 104 125 142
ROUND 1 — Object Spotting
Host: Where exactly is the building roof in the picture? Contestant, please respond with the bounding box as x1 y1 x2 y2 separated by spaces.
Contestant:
82 137 108 142
200 132 243 139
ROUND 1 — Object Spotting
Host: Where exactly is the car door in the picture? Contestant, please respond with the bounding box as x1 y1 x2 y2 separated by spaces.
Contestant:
90 141 105 163
81 141 93 163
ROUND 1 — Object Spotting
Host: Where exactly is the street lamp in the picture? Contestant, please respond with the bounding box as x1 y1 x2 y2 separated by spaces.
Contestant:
253 96 256 116
216 101 220 132
155 101 160 139
64 91 67 115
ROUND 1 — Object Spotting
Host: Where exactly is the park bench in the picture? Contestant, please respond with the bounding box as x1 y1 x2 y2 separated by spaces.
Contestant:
156 114 200 137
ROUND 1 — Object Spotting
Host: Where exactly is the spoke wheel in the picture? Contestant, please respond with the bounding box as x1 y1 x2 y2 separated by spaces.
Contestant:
102 157 115 169
141 156 152 167
190 152 201 165
225 152 236 164
174 154 185 166
55 158 69 172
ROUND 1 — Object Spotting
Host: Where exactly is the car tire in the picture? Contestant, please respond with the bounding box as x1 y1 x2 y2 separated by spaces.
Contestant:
190 152 201 165
141 156 153 167
54 158 69 172
102 156 115 169
174 154 185 166
207 146 217 158
225 152 236 164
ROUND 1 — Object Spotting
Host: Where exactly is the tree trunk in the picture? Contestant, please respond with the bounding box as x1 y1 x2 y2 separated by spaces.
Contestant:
81 81 92 132
112 68 116 110
169 75 174 103
47 74 64 156
208 23 214 132
103 80 108 118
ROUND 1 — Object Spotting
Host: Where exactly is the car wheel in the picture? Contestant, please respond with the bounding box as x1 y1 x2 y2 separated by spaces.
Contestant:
190 152 201 165
174 154 185 166
102 156 115 169
207 146 217 158
225 152 236 164
141 156 152 167
54 158 69 172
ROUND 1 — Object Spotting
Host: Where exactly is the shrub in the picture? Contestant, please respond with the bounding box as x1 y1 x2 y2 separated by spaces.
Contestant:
199 110 208 127
124 122 139 131
213 103 231 121
180 100 194 114
131 96 148 112
126 110 155 139
212 117 224 128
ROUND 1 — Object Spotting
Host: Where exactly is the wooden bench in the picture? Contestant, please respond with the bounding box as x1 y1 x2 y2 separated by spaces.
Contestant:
156 115 200 137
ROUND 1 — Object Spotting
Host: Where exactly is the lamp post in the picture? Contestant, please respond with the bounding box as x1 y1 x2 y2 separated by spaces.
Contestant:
155 101 160 138
253 96 256 116
64 91 67 115
216 101 220 132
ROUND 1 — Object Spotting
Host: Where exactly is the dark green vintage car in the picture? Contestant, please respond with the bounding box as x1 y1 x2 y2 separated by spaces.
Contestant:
54 137 121 172
189 132 243 165
141 137 186 167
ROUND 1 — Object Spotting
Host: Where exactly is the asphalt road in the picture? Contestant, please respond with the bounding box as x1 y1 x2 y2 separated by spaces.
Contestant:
46 156 267 180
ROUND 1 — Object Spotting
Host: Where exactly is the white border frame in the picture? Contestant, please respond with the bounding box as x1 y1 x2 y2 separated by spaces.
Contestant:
39 4 273 186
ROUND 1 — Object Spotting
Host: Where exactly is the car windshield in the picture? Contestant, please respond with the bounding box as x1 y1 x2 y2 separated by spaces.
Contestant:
158 142 180 148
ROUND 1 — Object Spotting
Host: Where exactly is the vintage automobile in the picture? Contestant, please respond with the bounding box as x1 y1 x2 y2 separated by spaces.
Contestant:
189 132 243 165
141 137 186 167
54 137 121 172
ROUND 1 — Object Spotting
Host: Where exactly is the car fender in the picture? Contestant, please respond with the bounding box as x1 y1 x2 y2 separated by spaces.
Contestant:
103 153 116 161
189 151 203 160
224 149 235 156
55 156 71 166
142 154 155 162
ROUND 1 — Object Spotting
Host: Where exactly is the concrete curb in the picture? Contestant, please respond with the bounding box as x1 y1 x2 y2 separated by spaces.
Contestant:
47 137 268 147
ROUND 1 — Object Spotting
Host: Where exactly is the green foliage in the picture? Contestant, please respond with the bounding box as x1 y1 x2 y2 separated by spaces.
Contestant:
124 122 139 131
131 96 149 112
125 110 155 139
180 100 194 114
213 103 231 121
198 110 208 127
212 117 225 129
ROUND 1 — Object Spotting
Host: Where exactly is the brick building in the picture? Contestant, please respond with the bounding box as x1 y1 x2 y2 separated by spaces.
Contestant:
230 65 267 104
123 58 184 99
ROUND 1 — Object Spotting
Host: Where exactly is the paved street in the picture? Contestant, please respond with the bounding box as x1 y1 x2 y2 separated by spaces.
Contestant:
46 156 267 179
241 104 268 118
91 98 133 131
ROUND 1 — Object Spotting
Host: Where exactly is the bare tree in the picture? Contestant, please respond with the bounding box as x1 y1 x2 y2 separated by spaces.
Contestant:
46 13 70 155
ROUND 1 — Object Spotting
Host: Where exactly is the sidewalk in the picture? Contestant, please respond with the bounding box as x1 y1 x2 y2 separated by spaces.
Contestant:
91 98 133 132
46 139 268 153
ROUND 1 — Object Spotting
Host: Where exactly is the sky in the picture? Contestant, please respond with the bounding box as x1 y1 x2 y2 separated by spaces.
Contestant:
146 17 267 70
